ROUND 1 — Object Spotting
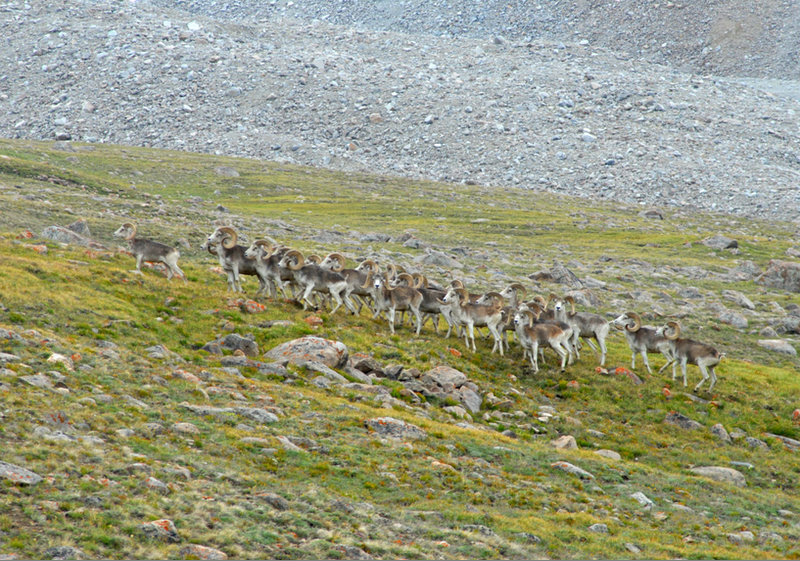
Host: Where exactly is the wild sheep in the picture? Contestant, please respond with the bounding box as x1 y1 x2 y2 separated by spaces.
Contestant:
114 223 185 282
656 321 722 392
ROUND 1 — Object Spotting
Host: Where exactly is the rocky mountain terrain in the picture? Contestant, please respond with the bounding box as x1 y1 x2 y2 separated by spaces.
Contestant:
0 138 800 560
1 0 799 222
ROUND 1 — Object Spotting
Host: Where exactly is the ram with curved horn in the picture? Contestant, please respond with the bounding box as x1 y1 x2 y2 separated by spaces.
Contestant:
114 222 186 283
439 287 505 355
512 305 571 374
412 273 454 336
609 312 673 374
278 250 356 314
362 271 423 335
656 321 722 392
243 239 294 298
319 253 374 314
203 226 267 293
552 294 610 366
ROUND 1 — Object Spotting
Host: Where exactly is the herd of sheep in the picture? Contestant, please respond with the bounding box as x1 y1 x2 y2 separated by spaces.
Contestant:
113 223 723 392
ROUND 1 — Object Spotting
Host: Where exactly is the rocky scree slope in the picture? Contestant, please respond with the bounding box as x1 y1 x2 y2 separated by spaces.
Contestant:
1 0 800 221
154 0 800 81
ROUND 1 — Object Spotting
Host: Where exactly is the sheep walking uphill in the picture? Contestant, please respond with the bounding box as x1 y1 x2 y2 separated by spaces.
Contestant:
114 223 186 282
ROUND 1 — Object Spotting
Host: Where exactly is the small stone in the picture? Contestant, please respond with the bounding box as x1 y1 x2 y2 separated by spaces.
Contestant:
550 435 578 450
595 449 621 461
630 491 655 508
745 437 769 450
140 519 180 543
44 546 86 560
551 461 594 479
364 417 427 440
179 545 227 560
701 235 738 250
0 461 43 485
172 422 200 434
265 336 348 369
757 339 797 356
665 411 703 430
588 523 608 533
144 476 170 494
689 466 746 487
710 423 731 443
256 492 289 510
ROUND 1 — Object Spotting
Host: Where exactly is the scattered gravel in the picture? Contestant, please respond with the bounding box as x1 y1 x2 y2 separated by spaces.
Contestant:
1 0 799 221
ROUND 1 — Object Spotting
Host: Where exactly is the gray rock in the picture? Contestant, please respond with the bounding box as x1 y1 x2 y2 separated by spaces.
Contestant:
757 260 800 292
757 339 797 356
689 466 746 487
144 476 170 494
630 491 655 508
718 310 748 329
710 423 731 443
298 360 348 384
745 437 769 450
765 432 800 451
595 449 621 461
44 546 86 560
178 545 228 560
414 248 462 269
664 411 703 430
20 373 53 389
422 365 467 388
0 352 20 364
550 435 578 450
214 166 239 177
66 219 91 237
41 226 91 246
551 461 594 479
457 386 482 414
0 461 43 485
140 519 181 543
265 336 348 368
364 417 427 440
587 523 608 533
179 403 278 424
220 334 259 357
701 235 738 250
256 492 290 510
722 290 755 310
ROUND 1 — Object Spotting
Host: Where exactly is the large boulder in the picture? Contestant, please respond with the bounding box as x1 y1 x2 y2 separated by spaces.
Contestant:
757 260 800 292
421 365 467 390
364 417 427 440
690 466 746 487
265 336 348 369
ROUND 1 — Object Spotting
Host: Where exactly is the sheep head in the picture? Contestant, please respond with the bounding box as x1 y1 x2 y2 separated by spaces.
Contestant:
114 223 137 241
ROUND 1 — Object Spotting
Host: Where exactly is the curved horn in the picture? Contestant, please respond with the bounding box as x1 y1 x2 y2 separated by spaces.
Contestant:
565 295 576 314
509 283 527 299
286 249 305 271
396 273 415 287
307 254 322 265
522 309 536 327
483 291 504 306
665 321 681 340
120 223 137 241
455 287 469 305
386 263 398 280
411 273 425 289
326 252 346 272
625 312 642 333
451 279 465 289
361 270 374 289
218 227 238 249
533 295 547 308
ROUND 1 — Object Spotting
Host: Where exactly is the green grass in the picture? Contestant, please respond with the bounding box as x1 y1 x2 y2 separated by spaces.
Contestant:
1 138 799 559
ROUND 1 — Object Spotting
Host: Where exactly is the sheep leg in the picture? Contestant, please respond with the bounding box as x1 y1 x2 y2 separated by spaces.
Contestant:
530 342 539 373
301 285 316 310
413 308 422 336
552 342 567 372
133 254 145 276
388 308 396 335
694 363 710 393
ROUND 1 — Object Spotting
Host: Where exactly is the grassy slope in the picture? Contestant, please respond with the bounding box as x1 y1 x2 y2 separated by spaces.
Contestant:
0 138 799 559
